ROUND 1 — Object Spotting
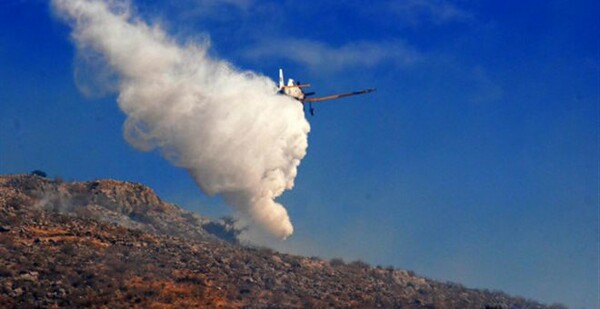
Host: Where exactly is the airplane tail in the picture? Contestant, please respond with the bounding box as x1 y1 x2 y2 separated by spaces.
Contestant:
279 68 284 90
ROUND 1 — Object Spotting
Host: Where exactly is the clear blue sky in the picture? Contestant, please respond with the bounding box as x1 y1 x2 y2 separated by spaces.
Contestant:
1 1 598 308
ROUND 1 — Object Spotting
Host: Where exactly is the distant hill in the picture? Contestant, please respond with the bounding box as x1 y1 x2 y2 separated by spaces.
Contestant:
0 174 561 308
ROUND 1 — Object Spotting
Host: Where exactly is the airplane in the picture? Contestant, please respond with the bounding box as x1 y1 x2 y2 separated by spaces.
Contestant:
277 68 375 115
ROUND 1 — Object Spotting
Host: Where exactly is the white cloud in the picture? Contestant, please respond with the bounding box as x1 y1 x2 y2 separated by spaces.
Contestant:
242 39 423 72
171 0 255 20
193 0 253 12
387 0 473 26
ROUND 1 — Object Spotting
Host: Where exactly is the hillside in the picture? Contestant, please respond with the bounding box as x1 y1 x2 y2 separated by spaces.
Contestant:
0 174 559 308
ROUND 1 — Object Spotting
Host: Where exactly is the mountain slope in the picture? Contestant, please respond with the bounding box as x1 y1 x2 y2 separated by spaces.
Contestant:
0 174 559 308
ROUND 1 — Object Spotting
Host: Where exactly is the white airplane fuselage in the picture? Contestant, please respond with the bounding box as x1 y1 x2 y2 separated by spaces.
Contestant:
282 79 305 100
279 69 307 101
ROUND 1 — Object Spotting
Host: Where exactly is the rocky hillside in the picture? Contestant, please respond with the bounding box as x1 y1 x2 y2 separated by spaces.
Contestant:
0 174 242 243
0 174 560 308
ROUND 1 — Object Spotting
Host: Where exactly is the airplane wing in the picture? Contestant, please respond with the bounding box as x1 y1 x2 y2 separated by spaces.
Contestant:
302 88 376 103
281 84 311 89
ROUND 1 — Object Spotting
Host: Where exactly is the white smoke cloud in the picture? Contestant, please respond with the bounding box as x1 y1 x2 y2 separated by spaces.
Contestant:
52 0 310 239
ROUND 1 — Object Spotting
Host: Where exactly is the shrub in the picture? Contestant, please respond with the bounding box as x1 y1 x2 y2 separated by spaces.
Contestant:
329 258 345 267
349 260 370 269
202 216 246 244
31 170 47 178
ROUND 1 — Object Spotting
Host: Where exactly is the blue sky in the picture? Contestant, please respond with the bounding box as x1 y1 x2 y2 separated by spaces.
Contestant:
1 0 598 307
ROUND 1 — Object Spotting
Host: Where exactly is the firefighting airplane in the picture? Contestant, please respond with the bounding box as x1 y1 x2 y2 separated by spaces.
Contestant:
278 69 375 115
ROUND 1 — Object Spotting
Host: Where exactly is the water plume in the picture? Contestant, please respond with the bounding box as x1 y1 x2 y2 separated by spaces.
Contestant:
52 0 310 239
